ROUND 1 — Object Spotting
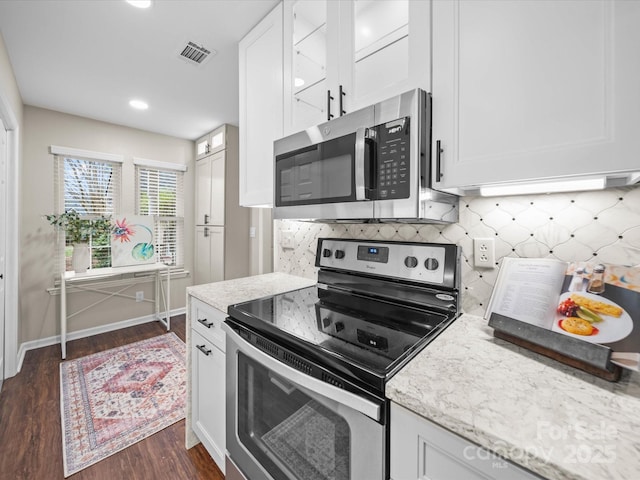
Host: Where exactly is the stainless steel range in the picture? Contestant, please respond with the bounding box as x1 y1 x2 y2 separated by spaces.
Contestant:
223 238 461 480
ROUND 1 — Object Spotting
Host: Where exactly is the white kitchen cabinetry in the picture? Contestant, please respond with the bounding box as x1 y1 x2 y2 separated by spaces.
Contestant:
194 124 249 284
195 150 225 227
282 0 429 135
194 225 224 284
190 297 226 474
390 403 541 480
239 3 283 207
195 123 230 161
431 0 640 194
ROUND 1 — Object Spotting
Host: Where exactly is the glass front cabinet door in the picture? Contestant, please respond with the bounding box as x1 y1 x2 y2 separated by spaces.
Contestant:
283 0 429 136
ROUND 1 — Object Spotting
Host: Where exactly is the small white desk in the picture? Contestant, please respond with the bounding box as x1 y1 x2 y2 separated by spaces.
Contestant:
60 263 170 359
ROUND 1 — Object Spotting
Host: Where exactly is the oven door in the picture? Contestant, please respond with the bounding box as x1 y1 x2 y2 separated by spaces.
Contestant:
224 322 386 480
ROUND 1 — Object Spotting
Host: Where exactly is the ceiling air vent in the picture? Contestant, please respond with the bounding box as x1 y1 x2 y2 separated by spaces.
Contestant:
178 41 215 65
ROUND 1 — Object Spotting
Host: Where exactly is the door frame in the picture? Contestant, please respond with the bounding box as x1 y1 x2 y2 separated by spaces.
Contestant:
0 88 20 379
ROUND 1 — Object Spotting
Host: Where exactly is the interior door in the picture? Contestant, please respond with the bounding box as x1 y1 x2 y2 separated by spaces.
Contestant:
0 119 7 390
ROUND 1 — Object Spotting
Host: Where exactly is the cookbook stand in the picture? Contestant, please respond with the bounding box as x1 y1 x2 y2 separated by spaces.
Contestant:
488 313 622 382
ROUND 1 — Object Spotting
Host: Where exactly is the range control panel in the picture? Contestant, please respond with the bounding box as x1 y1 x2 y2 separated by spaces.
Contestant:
316 238 459 288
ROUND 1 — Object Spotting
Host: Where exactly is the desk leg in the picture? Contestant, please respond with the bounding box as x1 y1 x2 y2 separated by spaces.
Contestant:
166 266 170 330
155 269 160 323
61 275 66 359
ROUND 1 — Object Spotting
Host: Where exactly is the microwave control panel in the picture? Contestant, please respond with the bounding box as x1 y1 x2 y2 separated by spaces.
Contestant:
375 117 410 200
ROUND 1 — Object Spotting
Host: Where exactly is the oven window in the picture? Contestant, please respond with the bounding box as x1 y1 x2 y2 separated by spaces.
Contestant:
237 352 350 480
275 133 356 206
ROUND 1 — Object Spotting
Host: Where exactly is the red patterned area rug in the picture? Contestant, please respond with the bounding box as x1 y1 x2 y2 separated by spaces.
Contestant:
60 332 186 477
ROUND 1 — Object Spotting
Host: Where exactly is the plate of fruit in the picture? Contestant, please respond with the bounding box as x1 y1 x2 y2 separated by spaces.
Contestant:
552 292 633 343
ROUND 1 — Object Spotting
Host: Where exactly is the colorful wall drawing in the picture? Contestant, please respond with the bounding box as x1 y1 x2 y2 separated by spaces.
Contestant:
111 215 155 267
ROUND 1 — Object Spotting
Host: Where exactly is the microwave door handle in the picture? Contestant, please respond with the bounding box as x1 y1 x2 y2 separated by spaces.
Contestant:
355 127 368 200
223 323 381 422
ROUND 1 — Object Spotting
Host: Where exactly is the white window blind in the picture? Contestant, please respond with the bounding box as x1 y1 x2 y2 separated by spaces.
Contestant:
54 155 122 270
136 165 184 267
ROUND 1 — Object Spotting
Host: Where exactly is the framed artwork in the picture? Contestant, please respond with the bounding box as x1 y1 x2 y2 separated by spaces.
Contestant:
111 214 155 267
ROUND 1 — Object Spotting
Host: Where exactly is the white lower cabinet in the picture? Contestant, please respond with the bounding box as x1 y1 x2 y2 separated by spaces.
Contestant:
194 225 224 285
390 403 541 480
190 297 226 474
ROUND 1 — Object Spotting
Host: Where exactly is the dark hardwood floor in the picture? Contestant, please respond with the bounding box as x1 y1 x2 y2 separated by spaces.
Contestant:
0 315 225 480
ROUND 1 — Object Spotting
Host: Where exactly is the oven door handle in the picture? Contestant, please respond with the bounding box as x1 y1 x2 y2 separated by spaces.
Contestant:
223 323 381 422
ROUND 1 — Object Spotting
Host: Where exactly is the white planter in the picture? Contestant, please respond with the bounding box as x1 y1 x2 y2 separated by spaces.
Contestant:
72 243 90 273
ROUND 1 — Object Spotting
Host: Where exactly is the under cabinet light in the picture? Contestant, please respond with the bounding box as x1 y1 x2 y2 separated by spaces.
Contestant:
479 178 606 197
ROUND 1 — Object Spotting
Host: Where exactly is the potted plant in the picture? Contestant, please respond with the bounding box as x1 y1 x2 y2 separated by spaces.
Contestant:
45 209 111 273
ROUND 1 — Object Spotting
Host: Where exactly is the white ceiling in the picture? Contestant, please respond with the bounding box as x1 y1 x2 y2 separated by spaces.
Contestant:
0 0 279 140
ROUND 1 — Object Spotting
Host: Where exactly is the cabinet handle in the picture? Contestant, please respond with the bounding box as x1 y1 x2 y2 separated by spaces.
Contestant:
327 89 334 121
196 344 212 356
198 318 214 328
436 140 443 181
204 214 209 224
203 227 209 238
339 85 346 116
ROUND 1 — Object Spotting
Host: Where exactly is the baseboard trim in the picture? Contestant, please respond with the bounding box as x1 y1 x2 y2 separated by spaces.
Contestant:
16 307 187 373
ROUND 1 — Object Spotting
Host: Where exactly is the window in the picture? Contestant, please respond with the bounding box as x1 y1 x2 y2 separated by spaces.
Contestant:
53 151 122 271
135 159 185 267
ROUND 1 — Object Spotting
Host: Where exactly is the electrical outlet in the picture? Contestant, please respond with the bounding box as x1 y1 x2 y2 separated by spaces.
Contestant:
473 237 496 268
282 231 294 249
135 291 144 302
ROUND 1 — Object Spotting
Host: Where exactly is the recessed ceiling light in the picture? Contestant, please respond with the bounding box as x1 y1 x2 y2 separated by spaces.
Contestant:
126 0 152 8
129 99 149 110
294 77 305 87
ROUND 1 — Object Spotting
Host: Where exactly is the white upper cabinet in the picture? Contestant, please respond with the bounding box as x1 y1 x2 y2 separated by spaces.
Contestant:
431 0 640 194
283 0 430 135
195 124 228 161
195 150 225 226
239 3 284 207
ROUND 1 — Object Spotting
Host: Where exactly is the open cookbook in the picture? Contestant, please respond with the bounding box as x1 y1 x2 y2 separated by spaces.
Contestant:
485 258 640 371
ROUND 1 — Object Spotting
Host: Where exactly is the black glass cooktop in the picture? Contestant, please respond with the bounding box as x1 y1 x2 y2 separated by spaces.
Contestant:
227 285 456 392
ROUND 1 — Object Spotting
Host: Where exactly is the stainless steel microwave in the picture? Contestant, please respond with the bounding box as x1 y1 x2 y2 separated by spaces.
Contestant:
273 89 459 223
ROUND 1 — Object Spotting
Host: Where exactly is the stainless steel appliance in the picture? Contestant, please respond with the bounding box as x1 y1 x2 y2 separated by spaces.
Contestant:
223 238 461 480
273 89 459 223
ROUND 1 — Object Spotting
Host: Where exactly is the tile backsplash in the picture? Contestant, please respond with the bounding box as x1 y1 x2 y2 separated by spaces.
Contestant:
274 186 640 316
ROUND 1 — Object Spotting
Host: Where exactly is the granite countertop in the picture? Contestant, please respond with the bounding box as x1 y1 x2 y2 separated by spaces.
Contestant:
386 314 640 480
186 272 316 313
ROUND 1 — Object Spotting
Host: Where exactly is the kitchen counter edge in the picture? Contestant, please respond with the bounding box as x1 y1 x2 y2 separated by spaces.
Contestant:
186 272 316 313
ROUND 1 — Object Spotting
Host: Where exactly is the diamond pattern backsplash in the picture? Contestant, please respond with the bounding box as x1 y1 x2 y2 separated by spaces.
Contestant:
274 186 640 316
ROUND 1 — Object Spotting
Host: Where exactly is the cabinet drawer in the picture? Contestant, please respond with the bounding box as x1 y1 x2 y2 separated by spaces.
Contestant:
191 297 226 352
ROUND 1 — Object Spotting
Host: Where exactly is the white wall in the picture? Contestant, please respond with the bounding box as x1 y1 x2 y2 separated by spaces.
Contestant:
21 106 195 344
0 33 22 123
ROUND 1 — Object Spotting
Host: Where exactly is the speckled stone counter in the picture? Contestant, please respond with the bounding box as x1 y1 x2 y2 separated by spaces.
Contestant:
187 272 316 313
184 273 316 451
386 314 640 480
